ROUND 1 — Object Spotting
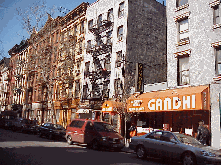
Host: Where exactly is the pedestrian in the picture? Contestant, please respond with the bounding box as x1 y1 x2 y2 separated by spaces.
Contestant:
129 123 137 138
196 120 210 145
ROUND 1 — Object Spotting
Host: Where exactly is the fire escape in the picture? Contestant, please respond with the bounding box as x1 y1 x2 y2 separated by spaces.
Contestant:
87 19 113 101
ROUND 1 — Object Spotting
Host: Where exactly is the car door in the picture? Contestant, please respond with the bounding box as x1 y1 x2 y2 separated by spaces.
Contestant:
143 131 163 157
159 132 183 160
70 120 85 143
84 121 94 144
41 123 50 136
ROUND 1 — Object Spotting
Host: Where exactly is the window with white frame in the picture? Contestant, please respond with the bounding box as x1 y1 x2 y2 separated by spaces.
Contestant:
107 8 114 22
176 0 188 7
117 26 123 41
215 46 221 76
118 2 124 17
178 57 190 85
116 51 123 67
98 14 102 27
213 4 221 25
178 19 189 42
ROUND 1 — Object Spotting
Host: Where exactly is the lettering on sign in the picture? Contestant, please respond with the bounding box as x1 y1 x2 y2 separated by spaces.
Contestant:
102 107 112 111
130 95 196 111
147 95 196 110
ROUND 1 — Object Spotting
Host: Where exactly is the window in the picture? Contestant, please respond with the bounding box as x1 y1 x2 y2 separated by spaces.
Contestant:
79 39 83 54
98 14 102 27
87 40 92 49
178 19 189 42
75 81 80 97
106 31 112 44
85 121 93 130
117 26 123 41
213 4 221 25
74 25 78 35
215 46 221 76
104 57 111 71
80 21 84 34
176 0 188 7
116 51 123 67
84 62 90 77
118 2 125 17
107 8 114 22
88 19 93 29
178 57 190 86
146 131 163 140
70 120 85 128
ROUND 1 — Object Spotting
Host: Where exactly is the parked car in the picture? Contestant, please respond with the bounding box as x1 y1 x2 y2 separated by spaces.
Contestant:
11 118 32 132
129 130 221 165
66 119 124 151
28 123 40 135
38 123 66 140
3 115 15 130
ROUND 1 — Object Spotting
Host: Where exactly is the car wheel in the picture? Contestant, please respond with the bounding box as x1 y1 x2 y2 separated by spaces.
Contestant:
67 135 73 145
136 145 147 159
182 152 196 165
92 140 100 150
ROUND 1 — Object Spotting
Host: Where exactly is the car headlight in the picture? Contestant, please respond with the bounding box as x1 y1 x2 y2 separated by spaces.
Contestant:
100 137 107 141
201 150 216 157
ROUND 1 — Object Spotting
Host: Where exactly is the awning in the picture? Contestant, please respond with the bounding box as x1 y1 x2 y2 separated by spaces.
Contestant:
127 85 210 112
102 100 125 112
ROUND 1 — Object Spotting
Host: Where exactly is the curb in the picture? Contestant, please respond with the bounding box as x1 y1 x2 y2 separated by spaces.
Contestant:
121 146 134 153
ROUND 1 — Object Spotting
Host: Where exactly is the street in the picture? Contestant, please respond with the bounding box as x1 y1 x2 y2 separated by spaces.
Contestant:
0 128 183 165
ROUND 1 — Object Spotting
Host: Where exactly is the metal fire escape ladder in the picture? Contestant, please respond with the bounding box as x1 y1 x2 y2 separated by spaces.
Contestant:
88 20 113 100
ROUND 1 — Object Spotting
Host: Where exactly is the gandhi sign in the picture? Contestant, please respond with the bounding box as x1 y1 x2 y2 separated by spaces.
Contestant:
147 95 196 111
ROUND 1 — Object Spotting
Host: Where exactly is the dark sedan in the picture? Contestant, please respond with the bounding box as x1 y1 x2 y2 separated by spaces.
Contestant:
38 123 66 140
129 130 221 165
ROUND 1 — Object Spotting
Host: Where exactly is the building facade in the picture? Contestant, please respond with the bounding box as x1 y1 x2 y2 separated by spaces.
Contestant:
8 40 29 117
0 57 10 112
167 0 221 148
81 0 166 133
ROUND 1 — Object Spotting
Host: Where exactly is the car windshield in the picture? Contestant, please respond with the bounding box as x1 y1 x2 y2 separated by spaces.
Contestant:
54 124 65 130
175 133 201 145
94 122 115 132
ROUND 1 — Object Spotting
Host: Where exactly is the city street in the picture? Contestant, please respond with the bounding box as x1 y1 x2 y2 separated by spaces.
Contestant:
0 128 182 165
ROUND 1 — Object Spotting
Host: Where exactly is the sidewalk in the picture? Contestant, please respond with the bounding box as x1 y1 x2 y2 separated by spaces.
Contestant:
121 141 134 153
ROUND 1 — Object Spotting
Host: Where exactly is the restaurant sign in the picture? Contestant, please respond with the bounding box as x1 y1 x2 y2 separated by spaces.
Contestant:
127 86 209 112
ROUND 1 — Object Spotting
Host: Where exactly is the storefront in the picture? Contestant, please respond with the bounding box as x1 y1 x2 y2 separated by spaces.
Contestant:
127 85 210 137
54 98 79 127
102 100 125 135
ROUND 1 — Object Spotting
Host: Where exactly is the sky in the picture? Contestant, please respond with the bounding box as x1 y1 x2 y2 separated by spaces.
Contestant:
0 0 166 60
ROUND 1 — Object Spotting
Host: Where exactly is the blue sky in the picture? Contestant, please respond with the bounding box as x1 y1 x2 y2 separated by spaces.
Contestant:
0 0 165 60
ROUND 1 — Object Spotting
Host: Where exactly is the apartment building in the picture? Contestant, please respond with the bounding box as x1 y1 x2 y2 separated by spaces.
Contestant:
0 57 10 112
81 0 166 132
22 3 88 125
8 40 29 118
167 0 221 148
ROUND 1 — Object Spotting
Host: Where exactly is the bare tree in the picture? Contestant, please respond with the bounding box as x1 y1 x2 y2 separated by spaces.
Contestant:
16 0 59 124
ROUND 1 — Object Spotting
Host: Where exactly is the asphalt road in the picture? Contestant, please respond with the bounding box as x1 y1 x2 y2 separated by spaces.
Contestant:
0 128 180 165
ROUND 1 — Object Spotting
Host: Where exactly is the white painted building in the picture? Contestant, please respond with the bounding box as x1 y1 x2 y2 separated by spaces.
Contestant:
82 0 166 102
167 0 221 148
